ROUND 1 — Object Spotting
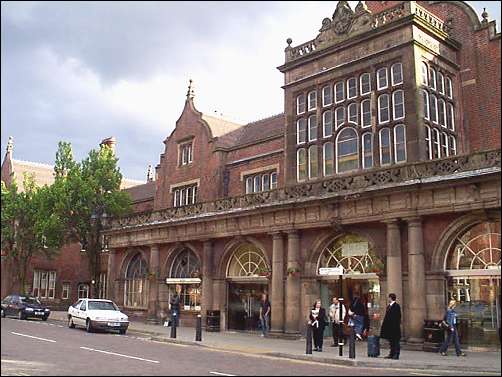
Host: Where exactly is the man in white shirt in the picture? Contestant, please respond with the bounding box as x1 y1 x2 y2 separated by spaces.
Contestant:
329 297 346 347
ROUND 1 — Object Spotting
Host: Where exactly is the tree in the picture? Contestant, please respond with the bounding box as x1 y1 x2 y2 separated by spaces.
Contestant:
52 141 131 298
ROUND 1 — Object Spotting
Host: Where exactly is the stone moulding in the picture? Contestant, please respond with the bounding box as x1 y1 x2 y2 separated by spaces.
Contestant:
104 149 501 233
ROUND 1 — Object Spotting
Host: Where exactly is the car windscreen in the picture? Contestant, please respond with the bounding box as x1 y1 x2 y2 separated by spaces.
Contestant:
20 297 42 305
87 301 118 311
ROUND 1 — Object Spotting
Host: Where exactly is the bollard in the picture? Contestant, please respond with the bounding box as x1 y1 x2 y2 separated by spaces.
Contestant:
306 322 313 354
338 297 344 357
195 314 202 342
170 312 177 339
349 326 356 359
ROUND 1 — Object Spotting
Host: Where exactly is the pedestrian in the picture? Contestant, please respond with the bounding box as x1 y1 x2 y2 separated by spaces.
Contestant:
348 294 365 340
169 289 181 327
310 299 327 352
259 293 271 337
439 300 466 357
380 293 402 360
329 297 346 347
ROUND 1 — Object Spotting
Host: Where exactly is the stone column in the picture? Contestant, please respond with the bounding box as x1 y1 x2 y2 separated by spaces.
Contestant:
384 220 403 303
270 232 285 333
147 244 160 323
406 217 427 343
106 248 116 300
201 240 213 326
285 230 301 334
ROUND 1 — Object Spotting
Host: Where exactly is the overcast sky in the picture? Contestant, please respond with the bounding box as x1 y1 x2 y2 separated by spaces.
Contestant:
1 1 500 181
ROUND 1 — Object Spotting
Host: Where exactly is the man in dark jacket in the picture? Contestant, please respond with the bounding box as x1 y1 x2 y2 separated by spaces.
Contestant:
380 293 401 360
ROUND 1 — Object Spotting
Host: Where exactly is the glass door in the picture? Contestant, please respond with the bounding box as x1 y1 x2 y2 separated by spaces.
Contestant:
227 283 266 331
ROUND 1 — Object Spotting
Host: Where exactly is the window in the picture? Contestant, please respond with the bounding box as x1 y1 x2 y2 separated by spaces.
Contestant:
323 111 333 138
347 78 357 99
245 172 277 193
336 128 359 173
334 81 345 103
394 125 406 163
438 99 446 127
437 72 445 94
180 143 193 166
377 68 388 90
348 103 358 125
262 174 270 191
379 128 391 166
430 94 438 124
270 172 278 189
323 142 334 176
361 99 371 128
429 67 436 90
322 86 332 107
245 177 253 194
362 133 373 169
391 63 403 86
33 271 40 298
80 300 87 311
308 90 317 111
335 107 345 129
173 185 197 207
124 253 148 308
432 128 441 159
253 175 261 192
62 283 70 300
297 94 306 114
392 90 405 120
40 272 47 298
446 76 453 99
48 271 56 299
297 148 307 181
422 90 430 120
441 132 449 157
168 250 201 311
425 125 432 160
447 103 455 131
360 73 371 95
449 135 457 156
33 270 56 299
378 94 390 124
308 115 317 141
297 118 307 144
78 284 89 299
308 145 318 179
421 62 428 86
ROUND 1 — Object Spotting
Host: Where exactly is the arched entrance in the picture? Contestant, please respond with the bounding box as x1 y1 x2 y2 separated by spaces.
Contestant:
166 249 202 312
124 253 149 309
226 243 270 332
443 220 501 347
317 234 384 337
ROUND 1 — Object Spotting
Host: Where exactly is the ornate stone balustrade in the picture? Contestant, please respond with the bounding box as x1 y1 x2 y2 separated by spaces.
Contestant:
411 2 449 34
286 40 317 61
105 149 500 232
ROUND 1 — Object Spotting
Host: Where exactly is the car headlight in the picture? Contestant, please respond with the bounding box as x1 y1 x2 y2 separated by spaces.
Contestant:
45 308 50 312
121 317 128 321
25 308 34 311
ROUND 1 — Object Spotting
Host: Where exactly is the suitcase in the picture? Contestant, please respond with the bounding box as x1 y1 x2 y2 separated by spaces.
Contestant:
367 335 380 357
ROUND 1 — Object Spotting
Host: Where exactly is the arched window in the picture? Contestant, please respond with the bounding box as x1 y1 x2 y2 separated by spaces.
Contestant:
449 135 457 156
335 107 345 129
262 174 270 191
429 67 436 90
378 94 390 124
227 244 269 277
296 94 305 115
170 250 201 278
361 99 371 128
309 145 318 179
377 67 388 90
421 62 428 86
296 118 306 144
392 90 405 120
245 177 253 194
391 63 403 86
297 148 307 182
308 115 317 141
322 85 332 107
253 175 261 192
348 103 358 125
430 94 438 124
360 73 371 95
437 71 445 94
323 110 333 138
347 77 357 99
379 128 391 166
438 99 446 127
446 76 453 99
425 125 432 160
432 128 440 159
124 253 148 308
362 132 373 169
308 90 317 111
168 250 202 311
422 90 430 120
270 172 278 189
447 103 455 131
394 125 406 163
441 132 449 157
323 142 334 176
335 81 345 103
336 127 359 173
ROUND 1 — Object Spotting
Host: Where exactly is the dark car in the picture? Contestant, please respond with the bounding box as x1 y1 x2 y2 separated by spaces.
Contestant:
1 294 51 320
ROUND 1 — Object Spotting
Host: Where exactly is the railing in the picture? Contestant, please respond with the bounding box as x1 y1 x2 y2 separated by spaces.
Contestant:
411 2 449 34
106 149 501 231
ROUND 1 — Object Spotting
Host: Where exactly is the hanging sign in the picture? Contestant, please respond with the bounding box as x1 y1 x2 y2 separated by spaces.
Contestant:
319 267 344 276
342 242 369 257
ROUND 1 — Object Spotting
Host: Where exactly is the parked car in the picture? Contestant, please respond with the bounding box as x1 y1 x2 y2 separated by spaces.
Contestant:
67 298 129 334
1 294 50 320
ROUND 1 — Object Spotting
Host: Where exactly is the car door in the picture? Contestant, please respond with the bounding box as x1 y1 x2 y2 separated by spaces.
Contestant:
77 300 87 326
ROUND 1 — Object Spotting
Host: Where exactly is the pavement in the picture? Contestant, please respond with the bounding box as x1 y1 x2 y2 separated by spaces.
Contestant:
49 311 501 374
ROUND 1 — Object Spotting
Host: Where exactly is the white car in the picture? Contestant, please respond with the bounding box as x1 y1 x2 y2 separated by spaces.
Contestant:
67 298 129 334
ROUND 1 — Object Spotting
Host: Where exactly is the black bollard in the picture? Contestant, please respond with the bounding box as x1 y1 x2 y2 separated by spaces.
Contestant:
338 297 344 357
170 312 177 339
195 314 202 342
306 322 313 354
349 326 356 359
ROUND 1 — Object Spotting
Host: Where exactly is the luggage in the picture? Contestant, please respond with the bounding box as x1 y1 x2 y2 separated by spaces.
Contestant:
367 335 380 357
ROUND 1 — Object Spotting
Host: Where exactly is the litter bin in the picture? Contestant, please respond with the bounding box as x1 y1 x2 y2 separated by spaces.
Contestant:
423 319 444 352
206 310 220 332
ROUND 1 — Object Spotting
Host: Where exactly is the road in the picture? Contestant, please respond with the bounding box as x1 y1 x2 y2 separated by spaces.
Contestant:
0 317 496 376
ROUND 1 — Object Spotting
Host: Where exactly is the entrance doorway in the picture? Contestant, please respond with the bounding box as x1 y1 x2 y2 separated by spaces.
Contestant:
227 283 267 331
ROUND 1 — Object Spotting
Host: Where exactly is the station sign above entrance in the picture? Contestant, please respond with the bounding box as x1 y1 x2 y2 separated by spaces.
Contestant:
319 267 344 276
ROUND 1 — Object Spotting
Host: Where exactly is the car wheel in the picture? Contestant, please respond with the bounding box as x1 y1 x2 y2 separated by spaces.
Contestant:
68 316 75 328
119 329 127 335
86 319 93 333
42 315 48 321
18 310 25 320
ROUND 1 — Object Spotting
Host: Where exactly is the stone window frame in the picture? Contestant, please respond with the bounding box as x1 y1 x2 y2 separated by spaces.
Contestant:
393 124 407 164
296 94 306 115
392 90 405 121
347 102 358 125
362 132 373 169
421 62 429 86
61 282 71 300
308 114 318 142
322 85 333 107
391 63 403 86
378 93 390 124
335 126 359 174
446 76 453 99
322 110 333 138
440 131 449 158
347 77 358 99
334 81 345 103
335 106 345 129
379 127 392 166
78 283 89 299
178 140 193 167
33 269 57 300
429 66 437 91
377 67 388 91
242 165 279 193
170 179 200 207
360 99 371 128
308 90 317 111
296 118 307 145
437 71 445 95
359 72 371 96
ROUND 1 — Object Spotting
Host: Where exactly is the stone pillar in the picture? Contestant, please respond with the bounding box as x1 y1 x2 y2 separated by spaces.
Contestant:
106 249 116 300
270 232 285 333
147 244 160 323
385 220 403 303
201 240 213 326
406 217 427 343
285 230 301 334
